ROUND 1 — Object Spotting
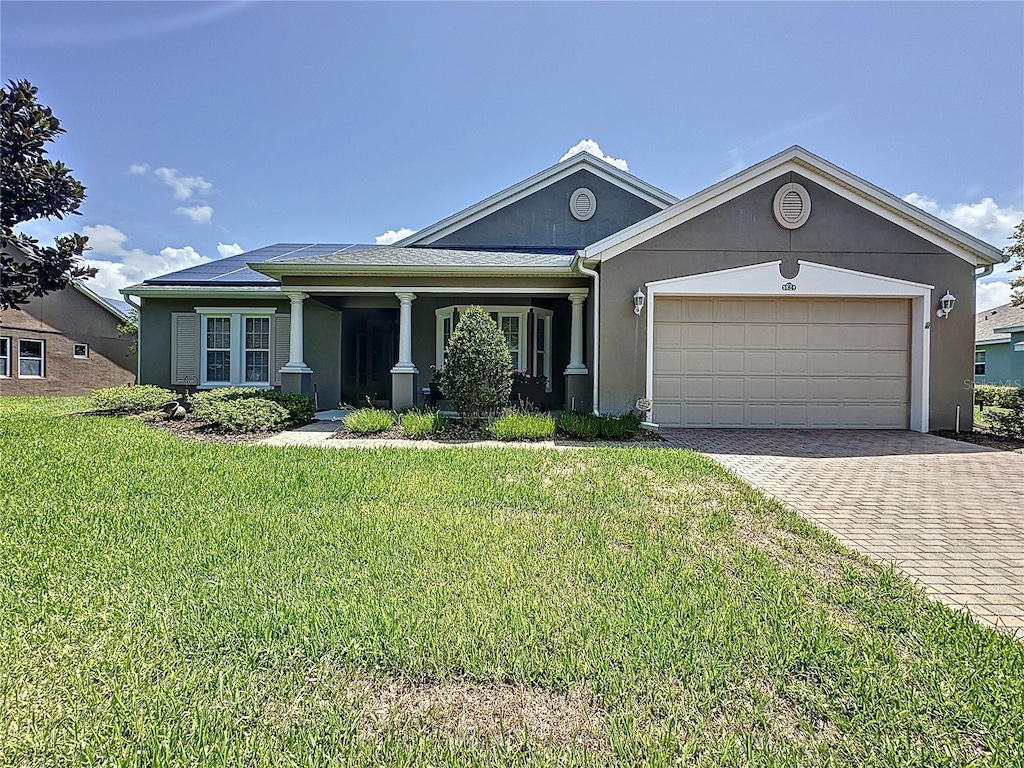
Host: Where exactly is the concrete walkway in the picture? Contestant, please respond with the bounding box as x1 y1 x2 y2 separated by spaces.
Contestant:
660 429 1024 637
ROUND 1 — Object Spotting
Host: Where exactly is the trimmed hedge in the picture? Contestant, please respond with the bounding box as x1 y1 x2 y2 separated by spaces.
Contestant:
189 387 315 427
343 408 396 434
400 410 448 438
196 398 289 434
975 384 1023 409
90 385 177 414
487 411 555 441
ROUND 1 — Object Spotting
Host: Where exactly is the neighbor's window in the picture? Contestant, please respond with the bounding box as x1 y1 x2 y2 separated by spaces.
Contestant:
244 317 270 383
73 343 89 359
0 337 10 377
205 317 232 383
18 339 45 377
975 350 986 376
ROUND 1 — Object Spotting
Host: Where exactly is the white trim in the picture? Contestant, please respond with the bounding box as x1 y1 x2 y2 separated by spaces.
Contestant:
994 324 1024 334
569 188 597 221
253 263 576 278
396 153 677 247
198 310 276 388
123 285 286 299
772 182 811 229
435 307 456 369
17 338 45 379
583 146 1006 267
975 338 1010 347
194 306 277 316
644 260 932 432
0 335 10 378
533 308 554 390
290 285 586 295
73 343 90 359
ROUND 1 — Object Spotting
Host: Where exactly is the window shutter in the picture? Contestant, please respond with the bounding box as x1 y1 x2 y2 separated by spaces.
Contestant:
171 312 200 386
271 313 290 386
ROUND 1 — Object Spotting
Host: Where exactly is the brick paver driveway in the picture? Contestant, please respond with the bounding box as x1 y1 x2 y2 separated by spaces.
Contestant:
661 429 1024 637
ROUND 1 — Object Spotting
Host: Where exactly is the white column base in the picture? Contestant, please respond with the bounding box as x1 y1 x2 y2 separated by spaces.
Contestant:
564 364 589 374
279 364 313 374
390 362 419 374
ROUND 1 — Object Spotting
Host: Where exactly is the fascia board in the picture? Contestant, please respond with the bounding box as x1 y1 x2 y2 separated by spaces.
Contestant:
251 263 575 278
122 285 286 299
584 146 1006 267
993 324 1024 334
396 155 678 247
975 338 1009 346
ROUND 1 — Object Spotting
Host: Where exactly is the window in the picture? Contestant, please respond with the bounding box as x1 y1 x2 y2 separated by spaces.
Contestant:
500 314 522 370
0 337 9 377
533 309 553 391
18 339 45 377
436 305 547 378
975 350 986 376
196 307 277 387
435 307 456 368
73 343 89 359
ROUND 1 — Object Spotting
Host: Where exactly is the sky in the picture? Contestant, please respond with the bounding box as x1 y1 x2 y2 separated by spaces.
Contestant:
2 0 1022 310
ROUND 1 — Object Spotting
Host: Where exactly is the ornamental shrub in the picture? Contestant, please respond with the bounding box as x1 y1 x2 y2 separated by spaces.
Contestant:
556 411 602 440
90 385 177 414
188 387 314 426
974 384 1023 409
986 397 1024 438
487 411 555 441
400 409 447 438
436 306 513 424
198 398 289 433
343 407 396 434
556 410 643 440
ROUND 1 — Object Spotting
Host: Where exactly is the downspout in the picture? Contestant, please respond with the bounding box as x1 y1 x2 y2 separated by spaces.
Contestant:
573 252 600 414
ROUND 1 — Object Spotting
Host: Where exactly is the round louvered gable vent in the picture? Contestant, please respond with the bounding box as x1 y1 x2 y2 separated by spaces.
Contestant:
772 182 811 229
570 188 596 221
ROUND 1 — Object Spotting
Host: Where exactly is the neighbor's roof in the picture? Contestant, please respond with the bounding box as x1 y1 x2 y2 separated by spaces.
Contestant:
252 245 577 278
976 302 1024 344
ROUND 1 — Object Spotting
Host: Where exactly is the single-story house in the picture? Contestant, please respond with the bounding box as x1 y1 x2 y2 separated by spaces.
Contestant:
124 146 1007 431
1 250 136 395
974 302 1024 386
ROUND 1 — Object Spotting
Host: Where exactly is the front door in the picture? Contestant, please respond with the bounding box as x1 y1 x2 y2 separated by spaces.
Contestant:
348 312 397 406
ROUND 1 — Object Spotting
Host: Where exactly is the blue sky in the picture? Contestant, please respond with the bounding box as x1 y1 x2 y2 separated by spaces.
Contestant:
3 1 1022 308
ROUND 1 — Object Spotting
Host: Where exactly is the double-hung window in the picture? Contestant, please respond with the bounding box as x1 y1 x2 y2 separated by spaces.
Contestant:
0 337 10 377
498 314 523 370
974 350 986 376
18 339 45 377
197 307 276 387
533 309 553 390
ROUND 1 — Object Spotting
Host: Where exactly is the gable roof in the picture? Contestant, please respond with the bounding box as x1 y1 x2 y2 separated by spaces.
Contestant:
976 302 1024 343
70 280 130 321
580 146 1008 267
396 152 678 247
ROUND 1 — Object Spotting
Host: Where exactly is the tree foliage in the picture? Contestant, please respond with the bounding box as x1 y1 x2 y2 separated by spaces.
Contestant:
1006 219 1024 307
1 79 94 310
436 306 513 424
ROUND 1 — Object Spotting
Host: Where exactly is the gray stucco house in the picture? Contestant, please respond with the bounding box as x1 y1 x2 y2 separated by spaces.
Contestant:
125 146 1006 431
975 302 1024 387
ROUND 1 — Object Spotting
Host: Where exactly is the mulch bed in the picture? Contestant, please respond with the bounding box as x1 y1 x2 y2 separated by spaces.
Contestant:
330 421 663 444
144 417 279 445
931 429 1024 454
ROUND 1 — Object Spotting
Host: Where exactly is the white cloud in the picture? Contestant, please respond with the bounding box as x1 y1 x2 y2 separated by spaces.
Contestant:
154 166 213 200
217 242 245 258
902 193 1023 247
129 163 149 174
80 223 211 296
375 228 417 245
175 204 213 224
559 139 629 171
977 279 1013 312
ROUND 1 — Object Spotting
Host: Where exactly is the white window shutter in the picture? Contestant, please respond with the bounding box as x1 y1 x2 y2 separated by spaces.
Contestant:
171 312 200 386
271 313 290 386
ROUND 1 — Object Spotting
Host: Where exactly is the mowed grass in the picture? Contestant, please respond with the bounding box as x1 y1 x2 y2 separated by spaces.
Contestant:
1 398 1022 766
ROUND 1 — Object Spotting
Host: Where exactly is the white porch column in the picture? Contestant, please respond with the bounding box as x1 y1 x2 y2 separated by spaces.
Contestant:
391 292 418 374
281 292 312 372
564 290 589 374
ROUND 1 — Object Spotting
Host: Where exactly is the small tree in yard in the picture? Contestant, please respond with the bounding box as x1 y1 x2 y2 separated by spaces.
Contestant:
437 306 513 424
1007 219 1023 307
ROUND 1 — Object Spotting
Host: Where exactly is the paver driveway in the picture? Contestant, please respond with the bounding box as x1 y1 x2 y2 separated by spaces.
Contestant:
661 429 1024 637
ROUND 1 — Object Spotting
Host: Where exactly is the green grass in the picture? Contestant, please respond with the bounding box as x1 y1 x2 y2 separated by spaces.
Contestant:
975 404 1011 429
2 397 1022 766
487 411 556 440
342 406 396 434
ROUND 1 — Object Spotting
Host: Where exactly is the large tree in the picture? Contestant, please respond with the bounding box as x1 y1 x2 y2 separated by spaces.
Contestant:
1 79 94 310
1007 219 1024 307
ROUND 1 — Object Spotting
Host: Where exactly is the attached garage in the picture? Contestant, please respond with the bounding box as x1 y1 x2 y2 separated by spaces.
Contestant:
652 296 911 428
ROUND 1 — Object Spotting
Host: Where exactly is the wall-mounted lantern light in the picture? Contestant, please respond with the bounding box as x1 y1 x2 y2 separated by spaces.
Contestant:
936 291 956 318
633 287 645 316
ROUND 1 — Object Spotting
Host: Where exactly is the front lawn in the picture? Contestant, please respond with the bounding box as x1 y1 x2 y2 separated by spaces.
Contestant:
1 398 1022 766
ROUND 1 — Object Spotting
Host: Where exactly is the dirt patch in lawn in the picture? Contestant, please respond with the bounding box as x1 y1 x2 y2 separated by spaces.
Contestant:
930 429 1024 454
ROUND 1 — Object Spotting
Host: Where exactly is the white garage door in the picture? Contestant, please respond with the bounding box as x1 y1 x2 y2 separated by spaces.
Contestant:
653 297 910 428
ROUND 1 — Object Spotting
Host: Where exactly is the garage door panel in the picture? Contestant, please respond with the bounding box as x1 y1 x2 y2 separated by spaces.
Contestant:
652 297 910 428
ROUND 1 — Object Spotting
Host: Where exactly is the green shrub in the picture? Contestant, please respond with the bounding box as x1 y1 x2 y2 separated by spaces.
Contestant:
196 398 289 433
557 410 643 440
987 398 1024 438
974 384 1023 409
343 408 396 434
487 411 555 441
556 411 603 440
436 306 513 424
188 387 314 426
90 385 177 414
400 410 447 438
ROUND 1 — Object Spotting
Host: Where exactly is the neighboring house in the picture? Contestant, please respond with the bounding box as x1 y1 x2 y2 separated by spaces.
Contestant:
975 302 1024 387
124 146 1006 431
0 258 136 395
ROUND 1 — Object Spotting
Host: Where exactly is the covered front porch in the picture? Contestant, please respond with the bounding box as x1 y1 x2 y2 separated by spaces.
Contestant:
278 283 593 412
